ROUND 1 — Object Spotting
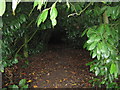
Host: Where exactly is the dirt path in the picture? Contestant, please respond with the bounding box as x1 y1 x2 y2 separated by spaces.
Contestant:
3 45 95 88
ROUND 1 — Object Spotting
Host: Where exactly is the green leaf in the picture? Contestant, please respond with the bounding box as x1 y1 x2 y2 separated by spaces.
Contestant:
106 6 112 17
41 9 49 23
97 53 101 60
0 0 6 16
37 8 49 27
105 24 111 36
88 41 97 50
81 28 88 37
94 6 101 16
51 19 57 27
8 84 19 88
37 14 42 27
12 0 20 15
110 63 116 74
50 3 58 20
19 79 27 87
97 42 102 55
101 42 108 54
95 67 100 76
12 58 18 64
33 0 39 8
97 24 104 35
21 84 28 88
92 48 97 58
87 34 96 44
50 3 58 27
87 28 96 38
75 4 82 12
94 35 101 42
111 6 119 19
37 0 43 10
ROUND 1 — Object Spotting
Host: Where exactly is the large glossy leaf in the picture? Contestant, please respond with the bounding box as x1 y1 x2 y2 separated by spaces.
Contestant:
50 3 58 20
88 41 97 50
50 3 58 27
0 0 6 16
37 9 48 27
87 34 96 44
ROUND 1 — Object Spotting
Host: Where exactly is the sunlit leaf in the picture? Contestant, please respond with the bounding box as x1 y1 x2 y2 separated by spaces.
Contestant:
33 0 39 8
50 3 58 20
0 0 6 16
110 63 118 76
95 67 100 76
87 34 96 44
88 41 97 50
12 0 21 15
41 9 49 23
92 48 97 58
51 19 57 27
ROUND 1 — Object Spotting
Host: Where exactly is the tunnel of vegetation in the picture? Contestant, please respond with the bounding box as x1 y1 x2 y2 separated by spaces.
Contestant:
0 1 120 88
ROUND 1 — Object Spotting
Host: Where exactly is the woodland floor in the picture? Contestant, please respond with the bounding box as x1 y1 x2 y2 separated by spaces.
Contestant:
3 44 96 88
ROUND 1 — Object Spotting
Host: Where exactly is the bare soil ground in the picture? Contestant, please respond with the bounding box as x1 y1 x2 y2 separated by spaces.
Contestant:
3 44 95 88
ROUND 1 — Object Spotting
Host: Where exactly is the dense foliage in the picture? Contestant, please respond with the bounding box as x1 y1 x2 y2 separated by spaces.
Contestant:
0 1 120 88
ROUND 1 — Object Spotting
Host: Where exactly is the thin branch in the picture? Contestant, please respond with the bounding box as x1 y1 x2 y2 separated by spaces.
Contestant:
15 29 38 56
68 2 93 17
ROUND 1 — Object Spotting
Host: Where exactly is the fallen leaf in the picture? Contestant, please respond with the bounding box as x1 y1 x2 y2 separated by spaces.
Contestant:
59 80 62 82
71 83 77 86
27 80 32 83
32 72 35 75
33 85 38 88
63 78 67 81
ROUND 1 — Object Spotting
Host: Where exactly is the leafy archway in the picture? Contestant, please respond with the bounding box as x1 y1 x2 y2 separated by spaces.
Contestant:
0 0 120 88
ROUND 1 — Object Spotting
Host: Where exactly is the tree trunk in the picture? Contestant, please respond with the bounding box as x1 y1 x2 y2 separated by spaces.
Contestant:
23 34 28 58
103 11 109 24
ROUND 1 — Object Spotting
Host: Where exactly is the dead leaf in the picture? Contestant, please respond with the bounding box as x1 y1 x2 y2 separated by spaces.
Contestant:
33 85 38 88
59 80 62 82
27 80 32 83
